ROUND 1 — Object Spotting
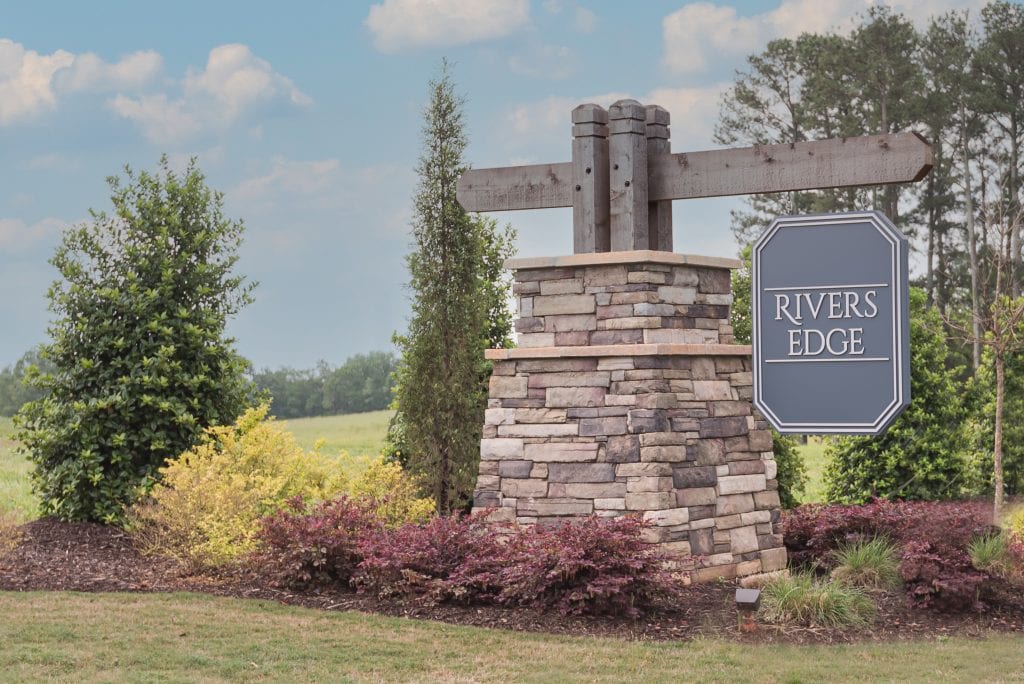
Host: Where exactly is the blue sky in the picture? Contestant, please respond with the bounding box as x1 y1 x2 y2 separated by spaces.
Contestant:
0 0 985 369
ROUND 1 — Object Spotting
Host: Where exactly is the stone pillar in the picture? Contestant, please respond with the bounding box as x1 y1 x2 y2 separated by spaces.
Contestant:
473 251 787 581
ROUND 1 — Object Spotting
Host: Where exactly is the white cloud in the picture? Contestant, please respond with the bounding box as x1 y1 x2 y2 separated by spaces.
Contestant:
111 44 311 144
56 49 162 93
662 3 769 74
0 39 161 125
0 40 73 124
0 217 65 251
574 6 598 33
662 0 987 75
365 0 530 53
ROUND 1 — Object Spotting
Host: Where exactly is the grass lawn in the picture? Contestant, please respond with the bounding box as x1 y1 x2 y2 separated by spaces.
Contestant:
798 437 828 504
283 409 392 457
1 592 1022 683
0 416 36 521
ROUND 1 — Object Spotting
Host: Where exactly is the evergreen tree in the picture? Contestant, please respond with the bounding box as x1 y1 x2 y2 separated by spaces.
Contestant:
390 62 515 512
16 158 256 523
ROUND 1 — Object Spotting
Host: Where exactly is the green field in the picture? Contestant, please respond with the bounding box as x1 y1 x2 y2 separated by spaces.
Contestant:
798 437 828 504
283 409 392 479
1 592 1022 683
282 409 391 457
0 417 36 520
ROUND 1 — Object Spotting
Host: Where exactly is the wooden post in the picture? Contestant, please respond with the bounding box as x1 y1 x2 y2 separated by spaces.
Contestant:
647 105 671 254
646 105 673 252
571 104 610 253
608 99 649 251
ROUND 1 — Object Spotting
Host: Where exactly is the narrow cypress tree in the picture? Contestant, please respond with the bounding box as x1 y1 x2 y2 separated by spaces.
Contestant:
391 62 514 512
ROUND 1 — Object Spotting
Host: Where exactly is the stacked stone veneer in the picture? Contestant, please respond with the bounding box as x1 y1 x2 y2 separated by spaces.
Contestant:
473 251 787 582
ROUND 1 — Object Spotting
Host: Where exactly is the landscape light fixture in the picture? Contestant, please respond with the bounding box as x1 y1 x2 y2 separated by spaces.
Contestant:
735 588 761 633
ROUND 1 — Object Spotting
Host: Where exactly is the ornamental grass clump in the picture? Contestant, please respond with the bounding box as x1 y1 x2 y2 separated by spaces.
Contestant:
831 537 901 591
760 571 876 628
969 533 1013 577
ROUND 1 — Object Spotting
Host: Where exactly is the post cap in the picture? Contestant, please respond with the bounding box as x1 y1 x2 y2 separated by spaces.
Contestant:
609 99 646 121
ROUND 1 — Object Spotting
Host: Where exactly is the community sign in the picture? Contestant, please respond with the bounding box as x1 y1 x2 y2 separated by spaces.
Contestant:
752 211 911 435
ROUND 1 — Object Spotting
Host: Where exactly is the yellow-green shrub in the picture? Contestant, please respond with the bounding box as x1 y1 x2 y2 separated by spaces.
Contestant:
1005 506 1024 540
350 458 435 526
131 404 348 570
131 404 433 571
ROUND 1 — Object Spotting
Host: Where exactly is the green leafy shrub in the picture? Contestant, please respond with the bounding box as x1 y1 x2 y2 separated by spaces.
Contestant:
824 289 968 503
773 431 807 508
16 158 256 523
831 537 901 590
760 571 876 628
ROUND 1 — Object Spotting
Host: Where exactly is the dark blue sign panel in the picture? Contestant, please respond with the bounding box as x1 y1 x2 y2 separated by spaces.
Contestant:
752 211 910 435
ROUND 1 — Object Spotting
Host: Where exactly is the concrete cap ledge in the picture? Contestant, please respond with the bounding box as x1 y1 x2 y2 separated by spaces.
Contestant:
486 343 753 360
505 250 742 271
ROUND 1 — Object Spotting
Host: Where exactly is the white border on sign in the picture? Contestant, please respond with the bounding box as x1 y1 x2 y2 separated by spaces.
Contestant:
751 211 907 434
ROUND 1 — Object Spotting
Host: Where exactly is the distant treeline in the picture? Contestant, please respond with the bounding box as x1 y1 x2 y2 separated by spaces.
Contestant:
252 351 397 419
0 348 396 419
0 348 50 416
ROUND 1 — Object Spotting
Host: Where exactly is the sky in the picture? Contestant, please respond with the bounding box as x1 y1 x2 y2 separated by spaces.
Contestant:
0 0 989 370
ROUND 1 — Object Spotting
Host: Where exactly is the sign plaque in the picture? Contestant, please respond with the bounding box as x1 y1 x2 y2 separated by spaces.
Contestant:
752 211 910 435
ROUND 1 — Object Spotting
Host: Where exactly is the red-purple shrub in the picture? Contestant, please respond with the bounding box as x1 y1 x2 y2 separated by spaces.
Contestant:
256 496 381 589
496 516 681 617
783 499 995 611
355 513 509 603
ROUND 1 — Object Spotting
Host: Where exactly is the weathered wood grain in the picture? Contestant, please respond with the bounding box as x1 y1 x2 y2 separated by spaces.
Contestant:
645 105 672 252
609 99 649 251
456 162 573 212
647 133 934 201
572 104 610 253
456 132 932 213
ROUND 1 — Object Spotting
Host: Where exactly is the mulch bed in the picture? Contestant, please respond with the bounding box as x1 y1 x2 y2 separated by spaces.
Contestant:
2 517 1023 645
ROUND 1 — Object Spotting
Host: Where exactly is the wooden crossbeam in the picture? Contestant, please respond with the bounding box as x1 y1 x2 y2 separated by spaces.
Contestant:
456 132 934 213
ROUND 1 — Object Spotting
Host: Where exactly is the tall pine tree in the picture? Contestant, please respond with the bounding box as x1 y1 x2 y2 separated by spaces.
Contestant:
391 62 514 512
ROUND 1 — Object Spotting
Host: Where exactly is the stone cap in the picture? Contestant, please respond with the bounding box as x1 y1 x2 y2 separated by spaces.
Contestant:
486 343 752 360
505 250 742 271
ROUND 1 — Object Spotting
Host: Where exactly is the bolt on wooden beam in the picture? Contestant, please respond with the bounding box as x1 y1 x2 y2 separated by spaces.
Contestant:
608 99 649 252
571 103 610 254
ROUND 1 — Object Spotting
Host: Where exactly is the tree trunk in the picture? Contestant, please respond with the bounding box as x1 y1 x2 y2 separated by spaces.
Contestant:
1011 113 1020 298
994 349 1006 519
962 101 981 369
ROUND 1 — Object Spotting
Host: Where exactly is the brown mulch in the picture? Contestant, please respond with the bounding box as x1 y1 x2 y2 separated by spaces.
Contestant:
1 517 1023 645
